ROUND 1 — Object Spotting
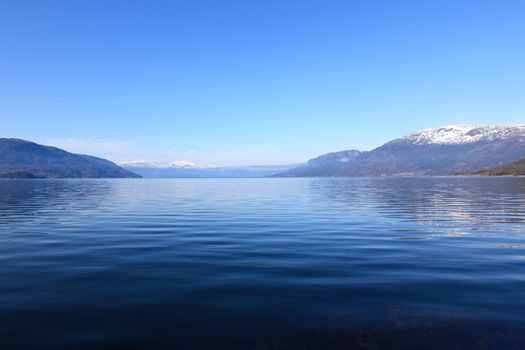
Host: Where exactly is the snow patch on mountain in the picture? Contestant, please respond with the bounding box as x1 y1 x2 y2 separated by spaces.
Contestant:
401 124 525 145
169 160 204 168
118 160 218 169
118 160 160 168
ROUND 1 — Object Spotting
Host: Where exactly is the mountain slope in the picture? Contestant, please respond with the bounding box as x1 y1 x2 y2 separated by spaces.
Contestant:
279 125 525 177
0 171 44 179
459 157 525 176
278 150 362 177
0 138 141 178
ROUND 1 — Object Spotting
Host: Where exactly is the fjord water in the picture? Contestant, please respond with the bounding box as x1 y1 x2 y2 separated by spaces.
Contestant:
1 178 525 349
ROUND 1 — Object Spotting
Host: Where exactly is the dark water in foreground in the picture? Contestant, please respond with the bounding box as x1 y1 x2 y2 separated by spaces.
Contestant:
1 178 525 349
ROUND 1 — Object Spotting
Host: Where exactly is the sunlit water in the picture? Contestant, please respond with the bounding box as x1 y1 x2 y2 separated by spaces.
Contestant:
1 178 525 349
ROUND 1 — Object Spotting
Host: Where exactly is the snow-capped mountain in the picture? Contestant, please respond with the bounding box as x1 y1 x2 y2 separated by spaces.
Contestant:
118 160 159 168
168 160 219 169
396 124 525 145
119 160 297 178
118 160 218 169
279 124 525 176
169 160 198 168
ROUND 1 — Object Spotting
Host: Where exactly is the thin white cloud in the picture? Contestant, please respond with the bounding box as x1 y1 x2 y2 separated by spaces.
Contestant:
44 138 138 160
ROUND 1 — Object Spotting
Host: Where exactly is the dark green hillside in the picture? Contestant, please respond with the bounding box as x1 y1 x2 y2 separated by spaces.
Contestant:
460 157 525 176
0 171 44 179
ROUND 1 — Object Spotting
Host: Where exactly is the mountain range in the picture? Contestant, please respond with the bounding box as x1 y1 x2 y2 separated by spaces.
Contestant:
119 160 220 169
279 125 525 176
0 138 140 178
2 124 524 179
120 161 296 178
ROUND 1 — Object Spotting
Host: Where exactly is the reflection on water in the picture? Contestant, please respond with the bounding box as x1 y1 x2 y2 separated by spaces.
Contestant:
0 178 525 349
0 180 116 226
313 177 525 222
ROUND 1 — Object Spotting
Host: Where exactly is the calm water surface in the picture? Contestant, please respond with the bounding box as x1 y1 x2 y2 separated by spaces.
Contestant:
1 178 525 349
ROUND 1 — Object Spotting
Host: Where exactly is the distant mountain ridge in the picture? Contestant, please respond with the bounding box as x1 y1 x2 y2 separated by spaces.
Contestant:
279 125 525 177
119 160 219 169
121 162 297 178
0 138 141 178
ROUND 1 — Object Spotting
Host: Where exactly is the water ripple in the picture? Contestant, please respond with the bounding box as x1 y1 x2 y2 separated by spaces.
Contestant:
1 178 525 349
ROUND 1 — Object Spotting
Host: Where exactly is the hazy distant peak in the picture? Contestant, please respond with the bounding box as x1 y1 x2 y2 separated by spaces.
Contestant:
168 160 219 169
399 124 525 145
119 160 219 169
118 160 158 167
169 160 197 168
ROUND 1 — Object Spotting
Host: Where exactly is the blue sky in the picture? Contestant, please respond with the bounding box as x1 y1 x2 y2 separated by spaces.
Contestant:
1 0 524 166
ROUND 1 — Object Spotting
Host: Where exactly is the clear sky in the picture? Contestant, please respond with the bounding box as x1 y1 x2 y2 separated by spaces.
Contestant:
1 0 524 166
